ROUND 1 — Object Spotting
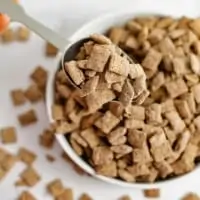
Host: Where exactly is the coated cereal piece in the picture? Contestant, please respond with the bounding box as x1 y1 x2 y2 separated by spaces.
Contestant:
124 36 139 50
25 84 43 102
52 104 64 120
80 127 100 148
172 56 187 75
80 75 99 96
108 127 127 146
71 131 88 148
143 166 158 183
10 89 26 106
194 115 200 131
109 101 124 117
1 154 16 171
191 84 200 103
92 146 113 165
132 90 149 105
30 66 48 89
85 70 96 77
90 33 112 45
126 20 142 33
163 126 177 145
132 145 152 164
46 42 58 56
148 28 165 44
124 105 145 120
118 169 135 182
65 61 85 85
175 100 192 119
104 71 126 84
16 26 30 41
110 144 133 156
47 179 64 197
165 78 188 98
143 189 160 198
108 27 128 45
189 19 200 36
86 44 111 72
128 130 146 148
164 111 185 133
1 28 15 42
151 72 165 91
146 103 163 125
119 195 131 200
18 147 36 165
79 193 93 200
149 131 173 162
56 121 78 134
159 37 176 55
94 111 120 134
56 188 74 200
18 191 36 200
70 138 83 156
1 127 17 144
119 79 134 107
161 99 175 114
154 161 173 178
96 161 117 177
18 109 37 126
169 29 185 39
189 53 200 75
127 164 150 177
86 89 116 112
125 119 144 129
56 84 71 99
142 49 162 78
181 193 200 200
129 63 145 79
185 74 199 87
109 53 130 76
0 167 6 180
20 167 41 187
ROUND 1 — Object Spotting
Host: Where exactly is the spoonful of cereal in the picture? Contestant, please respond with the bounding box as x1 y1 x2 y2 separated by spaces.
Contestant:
0 0 148 107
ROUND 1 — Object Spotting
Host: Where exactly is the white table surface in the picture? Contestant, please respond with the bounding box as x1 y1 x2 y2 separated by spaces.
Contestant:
1 0 200 199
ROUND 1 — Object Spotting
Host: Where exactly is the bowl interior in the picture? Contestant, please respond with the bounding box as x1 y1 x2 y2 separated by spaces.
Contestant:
46 11 200 189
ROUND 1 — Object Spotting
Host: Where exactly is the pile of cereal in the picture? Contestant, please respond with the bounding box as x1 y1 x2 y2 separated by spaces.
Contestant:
64 34 148 107
53 16 200 183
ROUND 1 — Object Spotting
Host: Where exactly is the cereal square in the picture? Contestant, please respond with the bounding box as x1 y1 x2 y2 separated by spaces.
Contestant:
86 44 111 72
47 179 64 197
18 109 37 126
94 111 120 134
79 193 93 200
25 84 43 103
52 104 64 120
191 84 200 103
46 42 58 56
39 129 55 148
1 154 16 171
0 167 6 180
1 28 15 42
18 147 37 165
1 127 17 144
16 26 30 41
10 89 26 106
143 189 160 198
18 191 36 200
56 188 73 200
20 167 41 187
125 105 145 120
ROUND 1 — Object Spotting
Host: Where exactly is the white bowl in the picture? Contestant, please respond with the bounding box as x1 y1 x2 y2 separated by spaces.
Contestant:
46 11 199 189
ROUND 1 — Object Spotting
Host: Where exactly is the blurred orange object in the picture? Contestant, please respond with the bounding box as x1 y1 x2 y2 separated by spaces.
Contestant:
0 0 19 33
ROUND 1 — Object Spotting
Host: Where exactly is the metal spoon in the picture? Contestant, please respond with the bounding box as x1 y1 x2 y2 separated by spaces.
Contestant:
0 0 137 89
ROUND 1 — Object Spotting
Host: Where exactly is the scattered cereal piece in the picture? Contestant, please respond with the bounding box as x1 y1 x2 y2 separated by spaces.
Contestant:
46 42 58 56
79 193 93 200
181 193 200 200
46 154 55 162
1 28 14 42
10 89 26 106
25 84 43 102
16 26 30 41
143 189 160 198
47 179 64 197
20 167 41 187
119 195 131 200
56 188 74 200
18 147 36 165
18 191 36 200
0 127 17 144
39 128 55 148
18 109 37 126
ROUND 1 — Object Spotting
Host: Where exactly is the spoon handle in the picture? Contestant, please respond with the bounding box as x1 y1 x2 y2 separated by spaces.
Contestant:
0 0 68 51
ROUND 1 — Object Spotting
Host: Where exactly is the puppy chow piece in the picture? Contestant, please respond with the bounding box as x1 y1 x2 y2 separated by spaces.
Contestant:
96 161 117 177
52 104 64 120
47 179 64 197
108 127 127 145
18 147 36 165
161 99 175 113
125 105 145 120
0 127 17 144
18 109 37 126
20 167 41 187
148 28 165 44
175 100 192 119
159 37 175 54
172 56 188 75
25 84 43 102
163 126 177 145
94 111 120 134
16 26 30 41
90 33 112 45
125 119 144 129
154 161 173 178
109 101 124 117
127 130 146 148
142 49 162 78
124 35 139 50
146 103 163 125
104 71 126 84
151 72 165 91
111 145 133 156
127 164 150 177
10 89 26 106
118 169 135 182
165 78 188 98
164 110 185 133
108 27 128 45
46 42 58 56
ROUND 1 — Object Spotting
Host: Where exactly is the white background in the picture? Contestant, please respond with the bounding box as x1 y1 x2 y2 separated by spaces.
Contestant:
1 0 200 199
